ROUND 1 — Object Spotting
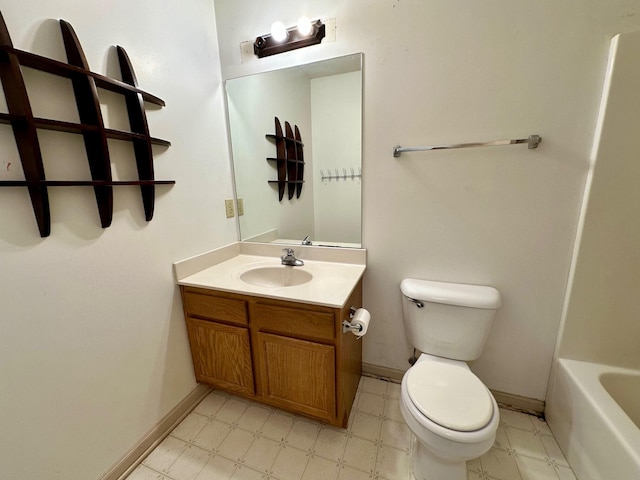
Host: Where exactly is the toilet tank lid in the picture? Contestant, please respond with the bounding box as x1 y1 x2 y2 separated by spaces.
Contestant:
401 278 502 309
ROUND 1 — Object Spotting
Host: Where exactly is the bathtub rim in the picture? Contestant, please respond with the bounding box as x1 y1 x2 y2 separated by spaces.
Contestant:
546 358 640 480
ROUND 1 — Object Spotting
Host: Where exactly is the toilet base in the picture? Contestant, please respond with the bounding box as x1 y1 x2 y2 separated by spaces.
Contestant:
412 436 467 480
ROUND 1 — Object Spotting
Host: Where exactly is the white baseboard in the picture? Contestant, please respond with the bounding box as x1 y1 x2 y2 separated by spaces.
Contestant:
362 362 544 416
99 384 212 480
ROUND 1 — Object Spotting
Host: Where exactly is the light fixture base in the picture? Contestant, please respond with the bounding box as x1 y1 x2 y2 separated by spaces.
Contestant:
254 20 325 58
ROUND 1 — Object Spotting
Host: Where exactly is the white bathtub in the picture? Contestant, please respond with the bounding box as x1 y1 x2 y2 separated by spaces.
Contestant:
546 359 640 480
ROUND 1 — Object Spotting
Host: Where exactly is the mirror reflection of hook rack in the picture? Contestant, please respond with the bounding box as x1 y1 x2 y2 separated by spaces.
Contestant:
320 167 362 182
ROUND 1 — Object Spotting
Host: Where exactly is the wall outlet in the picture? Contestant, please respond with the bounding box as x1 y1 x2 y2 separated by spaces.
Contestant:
225 199 235 218
237 198 244 216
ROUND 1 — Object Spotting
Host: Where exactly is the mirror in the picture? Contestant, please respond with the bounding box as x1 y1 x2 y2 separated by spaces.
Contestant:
225 53 362 248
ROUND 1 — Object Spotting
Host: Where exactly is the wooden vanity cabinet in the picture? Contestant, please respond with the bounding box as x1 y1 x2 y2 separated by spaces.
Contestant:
180 280 363 427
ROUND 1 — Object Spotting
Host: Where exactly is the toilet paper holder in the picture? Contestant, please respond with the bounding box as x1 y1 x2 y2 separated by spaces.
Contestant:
342 306 363 334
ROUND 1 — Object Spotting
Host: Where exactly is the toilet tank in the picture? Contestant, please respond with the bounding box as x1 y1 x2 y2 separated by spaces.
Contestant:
400 278 502 361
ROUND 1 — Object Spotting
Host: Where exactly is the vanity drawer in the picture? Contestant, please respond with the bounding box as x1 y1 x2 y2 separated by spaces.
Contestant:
182 288 248 326
253 303 335 341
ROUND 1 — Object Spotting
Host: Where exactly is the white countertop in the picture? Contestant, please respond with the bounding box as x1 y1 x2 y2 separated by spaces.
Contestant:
175 244 366 308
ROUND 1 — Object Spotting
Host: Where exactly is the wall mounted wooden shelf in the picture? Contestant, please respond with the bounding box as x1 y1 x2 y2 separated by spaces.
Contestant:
0 11 173 237
266 117 305 201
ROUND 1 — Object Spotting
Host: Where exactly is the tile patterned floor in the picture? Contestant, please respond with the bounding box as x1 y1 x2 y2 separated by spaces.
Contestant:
127 376 577 480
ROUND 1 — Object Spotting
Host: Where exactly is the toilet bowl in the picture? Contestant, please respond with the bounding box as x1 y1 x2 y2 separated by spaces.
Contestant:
399 278 502 480
400 354 499 479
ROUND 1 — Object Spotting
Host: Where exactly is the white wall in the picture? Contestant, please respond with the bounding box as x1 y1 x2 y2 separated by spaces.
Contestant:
311 71 362 243
553 30 640 370
214 0 640 400
0 1 234 479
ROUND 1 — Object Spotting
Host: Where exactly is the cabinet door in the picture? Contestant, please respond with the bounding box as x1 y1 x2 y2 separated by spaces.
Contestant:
186 317 254 395
257 332 335 422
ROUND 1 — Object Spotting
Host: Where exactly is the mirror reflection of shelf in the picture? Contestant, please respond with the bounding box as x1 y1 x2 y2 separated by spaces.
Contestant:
265 116 305 201
265 135 304 146
294 124 304 198
267 158 304 163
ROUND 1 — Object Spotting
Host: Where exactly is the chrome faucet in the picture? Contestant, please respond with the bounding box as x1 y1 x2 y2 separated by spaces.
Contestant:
301 235 312 245
281 248 304 266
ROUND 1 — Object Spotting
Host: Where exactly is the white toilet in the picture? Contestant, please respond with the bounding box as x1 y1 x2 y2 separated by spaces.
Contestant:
399 278 502 480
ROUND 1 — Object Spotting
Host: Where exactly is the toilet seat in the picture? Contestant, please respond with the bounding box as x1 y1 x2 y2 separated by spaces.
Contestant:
406 361 493 432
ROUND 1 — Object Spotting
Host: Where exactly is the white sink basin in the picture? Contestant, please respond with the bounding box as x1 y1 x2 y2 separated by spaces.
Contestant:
240 266 313 287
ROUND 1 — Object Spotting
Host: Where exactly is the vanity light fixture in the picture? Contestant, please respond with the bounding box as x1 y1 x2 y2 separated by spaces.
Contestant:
254 18 325 58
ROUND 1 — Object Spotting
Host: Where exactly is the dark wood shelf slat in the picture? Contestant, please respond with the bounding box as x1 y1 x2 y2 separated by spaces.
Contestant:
60 19 113 228
0 13 51 236
35 117 97 134
0 113 170 146
265 133 304 147
284 122 298 200
0 180 175 187
274 117 286 201
108 129 171 146
266 157 304 164
294 125 304 199
117 45 157 221
0 45 165 106
0 113 171 147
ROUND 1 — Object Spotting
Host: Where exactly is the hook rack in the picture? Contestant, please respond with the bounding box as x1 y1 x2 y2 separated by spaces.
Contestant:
320 167 361 182
393 134 542 157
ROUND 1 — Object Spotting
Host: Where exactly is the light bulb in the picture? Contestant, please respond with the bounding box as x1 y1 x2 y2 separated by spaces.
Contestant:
297 17 312 36
270 21 287 42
